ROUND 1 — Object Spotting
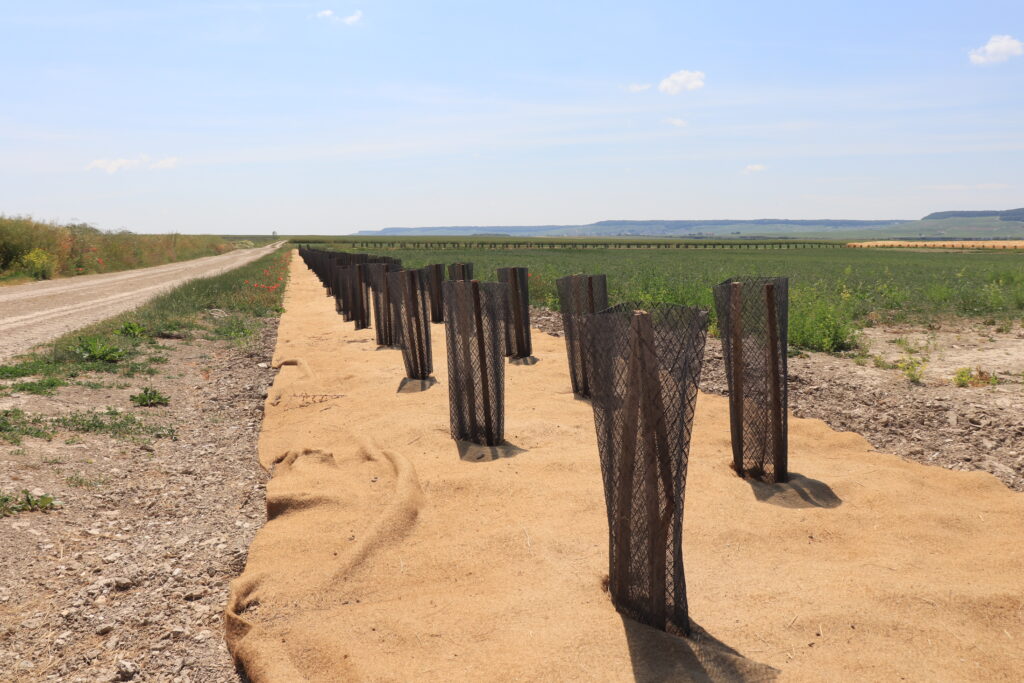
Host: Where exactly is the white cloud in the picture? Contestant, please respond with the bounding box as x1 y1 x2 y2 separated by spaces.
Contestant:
627 83 651 92
658 70 705 94
664 117 688 127
85 154 179 174
742 164 766 174
86 158 142 174
969 35 1023 65
150 157 179 169
316 8 361 24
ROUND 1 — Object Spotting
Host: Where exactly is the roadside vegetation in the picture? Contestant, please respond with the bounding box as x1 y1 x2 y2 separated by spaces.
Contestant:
0 214 236 282
309 240 1023 353
0 248 289 458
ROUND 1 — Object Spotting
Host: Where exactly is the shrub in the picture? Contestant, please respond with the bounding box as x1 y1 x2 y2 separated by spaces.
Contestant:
130 387 170 407
71 337 126 363
116 321 147 338
0 489 58 517
20 248 55 280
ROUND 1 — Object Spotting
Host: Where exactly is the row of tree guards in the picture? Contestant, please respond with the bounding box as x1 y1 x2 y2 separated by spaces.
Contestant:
297 247 790 639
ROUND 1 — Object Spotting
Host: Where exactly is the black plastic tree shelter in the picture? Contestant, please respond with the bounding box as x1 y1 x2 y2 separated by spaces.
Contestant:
712 277 789 484
389 269 434 381
556 274 609 397
496 267 532 359
443 280 508 446
587 303 709 637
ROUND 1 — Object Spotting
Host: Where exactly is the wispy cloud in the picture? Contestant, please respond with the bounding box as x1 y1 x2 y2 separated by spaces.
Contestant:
658 70 705 94
626 83 651 92
664 117 688 127
85 155 179 174
315 8 362 24
86 158 142 174
742 164 766 174
150 157 179 169
969 35 1023 65
921 183 1009 191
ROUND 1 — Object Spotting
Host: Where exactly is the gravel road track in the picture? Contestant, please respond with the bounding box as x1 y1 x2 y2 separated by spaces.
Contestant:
0 243 283 361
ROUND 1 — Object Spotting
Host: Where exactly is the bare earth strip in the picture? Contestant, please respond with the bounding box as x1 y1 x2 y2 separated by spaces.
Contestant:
0 243 282 362
227 253 1023 681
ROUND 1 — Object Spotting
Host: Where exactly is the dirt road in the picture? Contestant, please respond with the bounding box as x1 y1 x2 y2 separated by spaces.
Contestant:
0 243 283 362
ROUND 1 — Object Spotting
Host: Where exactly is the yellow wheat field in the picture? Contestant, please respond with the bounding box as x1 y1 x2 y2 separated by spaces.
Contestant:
850 240 1024 249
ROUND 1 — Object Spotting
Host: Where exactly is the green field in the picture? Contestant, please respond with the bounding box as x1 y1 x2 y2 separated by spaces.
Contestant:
305 239 1024 352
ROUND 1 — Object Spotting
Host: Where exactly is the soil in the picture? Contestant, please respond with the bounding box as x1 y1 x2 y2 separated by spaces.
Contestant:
226 255 1024 681
0 322 278 682
0 243 283 363
529 307 1024 491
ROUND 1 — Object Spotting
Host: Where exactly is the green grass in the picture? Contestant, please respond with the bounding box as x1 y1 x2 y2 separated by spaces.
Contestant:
313 241 1024 352
51 407 175 440
0 409 53 445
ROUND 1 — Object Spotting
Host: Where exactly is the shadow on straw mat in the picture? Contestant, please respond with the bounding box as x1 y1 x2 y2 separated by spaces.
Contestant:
622 616 779 683
509 356 540 366
747 472 842 509
457 440 527 463
397 377 438 393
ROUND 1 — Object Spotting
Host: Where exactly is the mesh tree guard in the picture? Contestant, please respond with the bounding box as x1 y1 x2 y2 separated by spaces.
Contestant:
443 280 508 446
351 264 370 330
368 264 402 347
389 269 434 380
424 264 446 323
712 277 789 483
336 265 354 321
587 304 709 637
496 267 533 359
556 274 609 397
447 262 474 281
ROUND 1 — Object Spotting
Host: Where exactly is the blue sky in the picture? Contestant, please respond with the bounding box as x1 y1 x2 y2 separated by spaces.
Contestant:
1 1 1022 234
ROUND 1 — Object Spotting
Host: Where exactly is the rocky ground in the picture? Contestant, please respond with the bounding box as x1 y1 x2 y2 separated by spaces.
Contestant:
531 307 1024 492
0 323 278 682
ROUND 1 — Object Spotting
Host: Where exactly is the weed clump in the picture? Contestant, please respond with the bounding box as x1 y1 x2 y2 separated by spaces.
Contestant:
0 489 58 517
130 387 170 407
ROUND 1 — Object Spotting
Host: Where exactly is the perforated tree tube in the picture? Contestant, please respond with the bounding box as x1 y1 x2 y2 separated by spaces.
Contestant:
443 280 508 446
712 277 789 484
336 265 354 321
496 267 532 359
586 303 709 637
447 262 474 281
368 264 402 347
424 264 446 323
351 264 370 330
556 274 609 397
389 269 434 380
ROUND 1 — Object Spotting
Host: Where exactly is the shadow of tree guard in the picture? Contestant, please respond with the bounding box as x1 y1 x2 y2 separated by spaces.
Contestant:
456 440 527 462
747 472 842 509
622 616 779 683
396 377 438 393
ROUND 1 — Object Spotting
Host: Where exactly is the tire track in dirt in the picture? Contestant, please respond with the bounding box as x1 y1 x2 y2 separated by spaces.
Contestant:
0 243 283 361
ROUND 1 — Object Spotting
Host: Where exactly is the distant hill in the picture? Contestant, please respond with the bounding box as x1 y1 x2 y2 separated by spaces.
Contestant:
352 211 1024 240
355 219 910 239
923 208 1024 221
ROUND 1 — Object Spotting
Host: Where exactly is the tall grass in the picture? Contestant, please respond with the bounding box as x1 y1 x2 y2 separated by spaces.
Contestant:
317 243 1024 352
0 215 234 280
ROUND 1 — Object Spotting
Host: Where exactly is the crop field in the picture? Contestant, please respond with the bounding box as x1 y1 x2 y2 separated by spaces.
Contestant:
303 240 1024 352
